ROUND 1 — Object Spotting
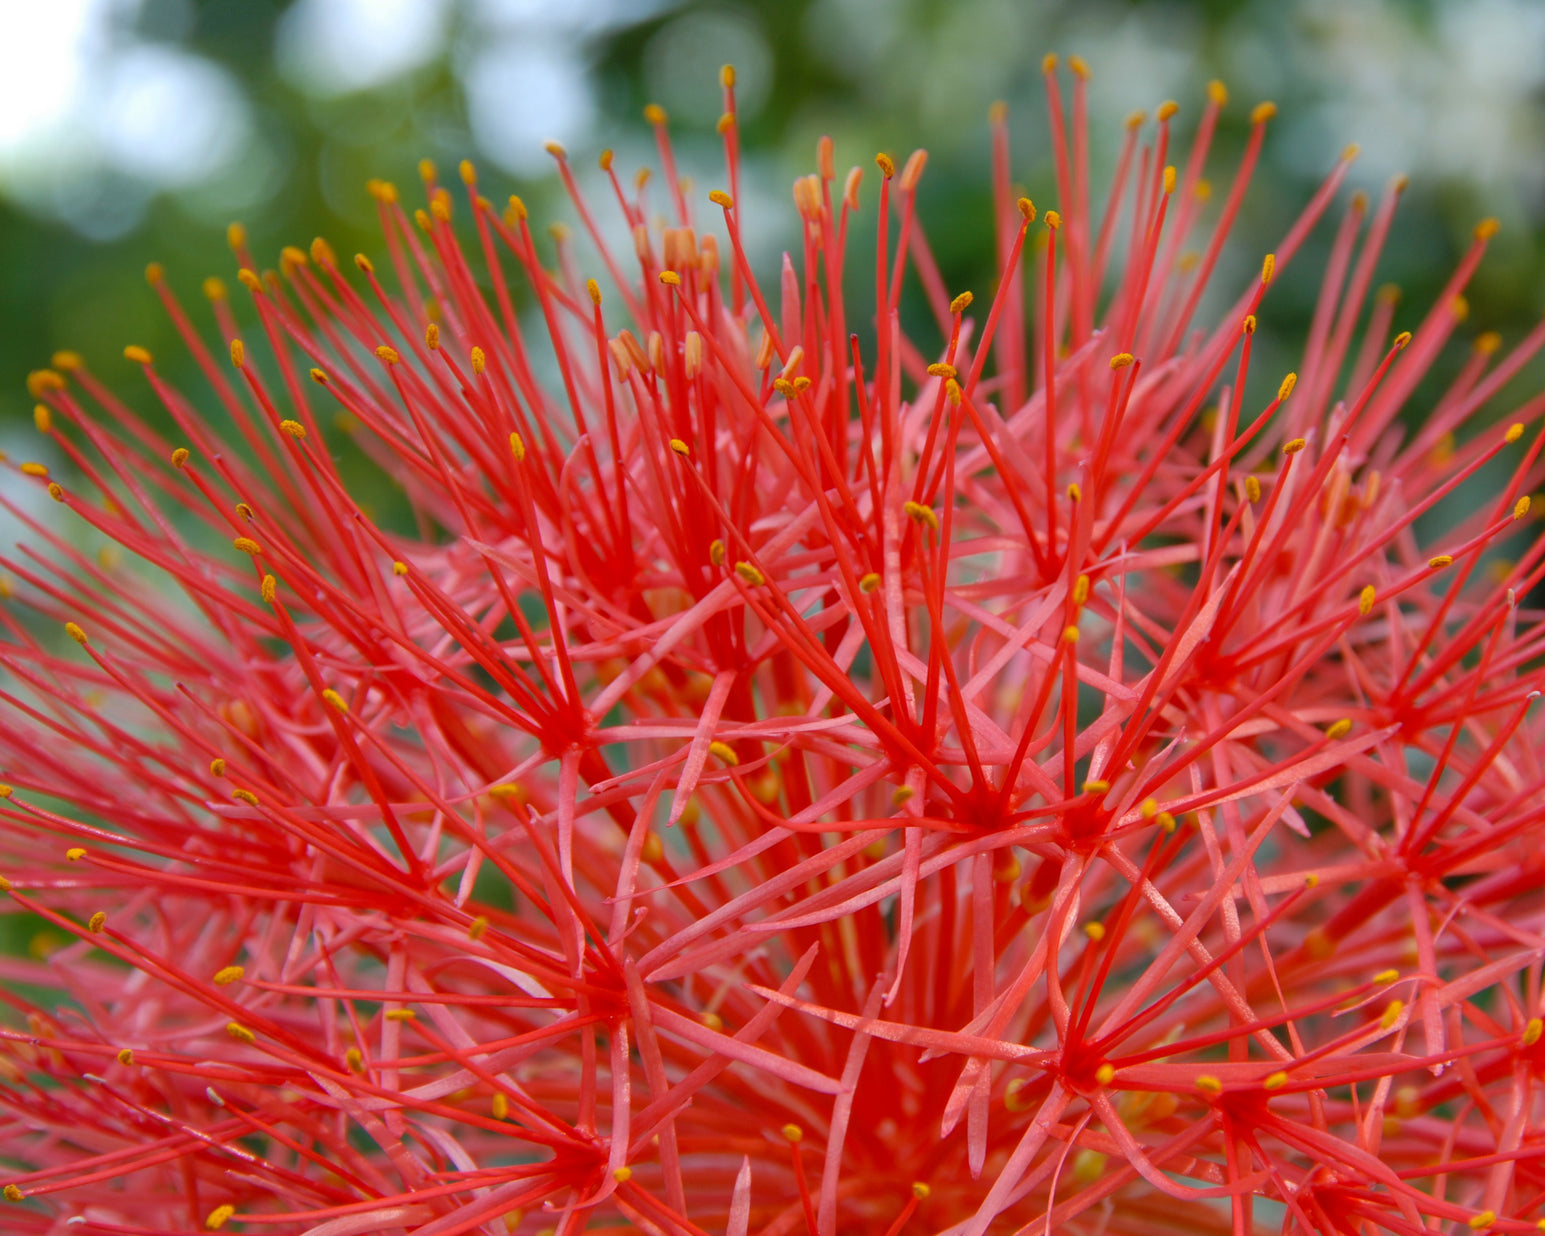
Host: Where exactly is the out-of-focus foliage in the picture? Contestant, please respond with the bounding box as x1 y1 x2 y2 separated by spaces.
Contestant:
2 0 1540 496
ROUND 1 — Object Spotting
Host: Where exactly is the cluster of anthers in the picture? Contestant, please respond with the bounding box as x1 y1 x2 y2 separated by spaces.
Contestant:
0 56 1543 1236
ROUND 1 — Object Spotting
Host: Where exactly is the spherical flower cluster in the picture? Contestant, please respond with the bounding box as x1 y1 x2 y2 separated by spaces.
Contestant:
1 59 1543 1236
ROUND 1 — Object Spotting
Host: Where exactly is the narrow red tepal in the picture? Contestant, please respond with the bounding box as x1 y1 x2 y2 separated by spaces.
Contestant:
1 56 1544 1236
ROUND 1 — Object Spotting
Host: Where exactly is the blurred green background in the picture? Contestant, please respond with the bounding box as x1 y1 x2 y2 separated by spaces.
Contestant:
2 0 1542 507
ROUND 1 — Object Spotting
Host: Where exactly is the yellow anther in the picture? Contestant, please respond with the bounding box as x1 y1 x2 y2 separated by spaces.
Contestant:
669 438 690 456
1476 331 1502 355
927 362 957 379
423 322 440 351
1277 372 1297 402
1196 1075 1222 1094
1304 873 1322 890
782 1123 803 1142
345 1046 364 1072
471 346 486 376
322 689 348 713
1162 165 1176 195
643 102 667 126
88 912 106 933
467 916 489 941
1325 719 1352 740
1261 252 1276 286
226 1022 255 1044
117 1048 133 1065
708 741 739 766
1245 476 1261 503
1358 585 1376 615
1083 921 1106 942
1263 1071 1288 1091
506 194 528 222
1156 100 1179 121
210 758 226 777
375 345 399 365
1468 1213 1495 1231
717 111 735 134
47 482 63 502
309 367 328 384
2 1185 21 1202
1208 79 1228 106
65 623 87 646
1156 811 1177 833
456 158 476 186
911 1181 931 1200
708 539 726 566
384 1008 415 1021
232 537 262 555
1045 210 1061 230
950 291 974 314
1474 217 1500 241
1427 554 1453 569
1506 422 1524 443
1017 196 1036 222
19 462 47 478
26 368 66 397
945 378 962 406
1062 624 1080 644
1392 330 1412 350
875 152 895 178
392 561 408 576
1109 352 1134 369
584 279 603 309
1379 999 1404 1030
214 966 245 986
206 1204 236 1231
1073 574 1090 605
33 404 52 434
491 1091 509 1119
734 562 765 587
1094 1063 1115 1085
1242 314 1256 336
1284 438 1307 455
709 189 734 209
172 447 191 468
659 270 681 287
1066 482 1082 504
1371 969 1399 986
226 221 247 249
509 432 526 462
309 236 336 267
1524 1018 1543 1047
123 345 153 365
1515 495 1531 520
904 501 939 531
231 789 259 807
237 269 262 292
1140 798 1158 819
1082 778 1108 793
612 1166 632 1184
274 420 305 441
260 575 277 604
1250 101 1277 124
858 572 881 593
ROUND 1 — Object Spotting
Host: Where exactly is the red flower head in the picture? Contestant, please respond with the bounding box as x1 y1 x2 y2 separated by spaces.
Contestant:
1 60 1543 1236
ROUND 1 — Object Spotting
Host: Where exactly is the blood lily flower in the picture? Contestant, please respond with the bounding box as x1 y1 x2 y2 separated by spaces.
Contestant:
1 57 1543 1236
